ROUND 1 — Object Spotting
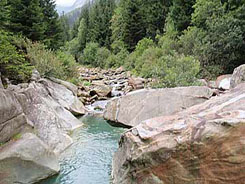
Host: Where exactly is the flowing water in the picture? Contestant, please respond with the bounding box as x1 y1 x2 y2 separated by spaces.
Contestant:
41 116 124 184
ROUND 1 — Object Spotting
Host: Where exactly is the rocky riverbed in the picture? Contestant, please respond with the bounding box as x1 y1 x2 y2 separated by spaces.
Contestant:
0 64 244 183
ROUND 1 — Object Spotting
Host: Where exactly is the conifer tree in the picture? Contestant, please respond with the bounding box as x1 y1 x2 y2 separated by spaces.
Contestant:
40 0 63 49
8 0 45 41
0 0 10 29
168 0 196 33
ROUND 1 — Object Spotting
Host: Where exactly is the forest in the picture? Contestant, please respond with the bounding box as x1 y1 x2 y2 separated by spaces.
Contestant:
1 0 245 87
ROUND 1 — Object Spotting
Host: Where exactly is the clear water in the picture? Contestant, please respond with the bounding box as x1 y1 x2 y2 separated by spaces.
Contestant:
40 116 124 184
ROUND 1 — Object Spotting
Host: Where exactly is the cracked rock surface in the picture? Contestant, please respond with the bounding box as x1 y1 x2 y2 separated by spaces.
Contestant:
112 83 245 184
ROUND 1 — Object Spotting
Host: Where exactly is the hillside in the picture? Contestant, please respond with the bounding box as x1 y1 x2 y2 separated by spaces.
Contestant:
56 0 87 14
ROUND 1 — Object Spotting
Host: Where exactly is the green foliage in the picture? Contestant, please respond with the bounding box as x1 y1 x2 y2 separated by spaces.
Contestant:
124 38 155 72
179 0 245 77
167 0 196 33
83 81 92 86
6 0 62 49
80 42 113 68
8 0 45 41
158 53 200 87
0 0 10 29
26 42 77 80
0 30 33 84
111 0 171 51
80 42 100 66
40 0 63 49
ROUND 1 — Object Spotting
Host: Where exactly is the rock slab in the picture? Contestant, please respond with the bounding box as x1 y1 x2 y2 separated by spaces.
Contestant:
0 89 30 143
104 86 214 127
112 83 245 184
0 133 59 184
231 64 245 88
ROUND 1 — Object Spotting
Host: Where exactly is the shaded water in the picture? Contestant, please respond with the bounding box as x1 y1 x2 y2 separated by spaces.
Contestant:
41 116 124 184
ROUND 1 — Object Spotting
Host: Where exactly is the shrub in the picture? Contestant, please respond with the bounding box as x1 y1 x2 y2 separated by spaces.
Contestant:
0 30 33 84
80 42 100 66
124 38 154 71
26 42 78 80
158 53 200 87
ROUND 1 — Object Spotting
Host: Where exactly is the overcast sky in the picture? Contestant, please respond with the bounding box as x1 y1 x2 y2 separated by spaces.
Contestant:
55 0 76 6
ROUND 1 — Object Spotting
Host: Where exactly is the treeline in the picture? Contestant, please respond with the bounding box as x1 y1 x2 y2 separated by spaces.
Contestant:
0 0 77 85
1 0 245 88
65 0 245 86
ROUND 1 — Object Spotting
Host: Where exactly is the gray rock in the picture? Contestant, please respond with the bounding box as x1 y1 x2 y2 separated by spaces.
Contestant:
216 74 232 90
49 77 78 96
40 79 86 116
31 69 41 82
112 83 245 184
15 81 82 153
0 88 30 143
104 86 214 128
230 64 245 88
0 133 60 184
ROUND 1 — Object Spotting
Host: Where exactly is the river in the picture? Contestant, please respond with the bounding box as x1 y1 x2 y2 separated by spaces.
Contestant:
40 115 124 184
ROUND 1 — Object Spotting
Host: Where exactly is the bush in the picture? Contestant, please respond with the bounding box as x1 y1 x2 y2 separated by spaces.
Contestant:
0 30 33 84
158 53 200 88
79 42 113 68
124 38 154 71
79 42 100 66
26 42 78 80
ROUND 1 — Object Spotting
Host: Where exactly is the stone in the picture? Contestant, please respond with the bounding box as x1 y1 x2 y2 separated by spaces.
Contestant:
0 133 59 184
0 88 30 143
230 64 245 88
128 77 145 90
112 83 245 184
40 79 86 116
15 81 83 153
31 69 41 82
48 77 78 96
91 84 112 97
104 86 214 127
216 74 232 90
207 80 217 89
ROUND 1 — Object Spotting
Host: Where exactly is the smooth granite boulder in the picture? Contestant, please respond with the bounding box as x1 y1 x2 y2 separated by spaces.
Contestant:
0 88 30 143
15 81 82 153
104 86 214 127
41 79 86 116
112 83 245 184
0 133 59 184
231 64 245 88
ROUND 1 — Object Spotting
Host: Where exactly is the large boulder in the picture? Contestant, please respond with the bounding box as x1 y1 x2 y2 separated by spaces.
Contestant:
104 86 214 127
15 81 83 153
0 88 30 143
90 84 112 97
0 133 59 184
112 83 245 184
40 79 86 116
230 64 245 88
216 74 232 90
48 77 78 96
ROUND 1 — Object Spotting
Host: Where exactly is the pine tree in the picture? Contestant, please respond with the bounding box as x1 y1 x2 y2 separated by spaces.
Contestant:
40 0 63 49
168 0 196 33
60 13 70 43
8 0 45 41
0 0 10 29
111 0 171 51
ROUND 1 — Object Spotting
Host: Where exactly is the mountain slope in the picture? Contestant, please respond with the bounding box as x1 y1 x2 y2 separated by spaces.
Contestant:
56 0 87 14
